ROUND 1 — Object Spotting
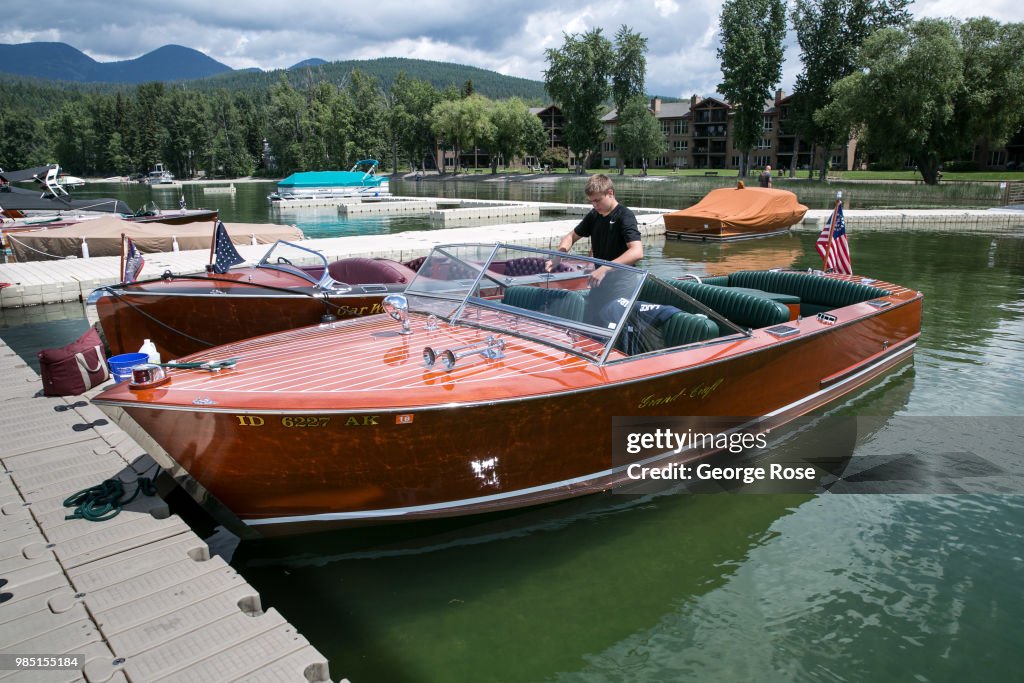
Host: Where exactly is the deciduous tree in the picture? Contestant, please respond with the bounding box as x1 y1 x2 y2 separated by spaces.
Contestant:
717 0 787 177
389 73 442 172
822 19 961 184
824 17 1024 184
489 98 545 172
544 29 613 171
790 0 911 178
614 96 666 175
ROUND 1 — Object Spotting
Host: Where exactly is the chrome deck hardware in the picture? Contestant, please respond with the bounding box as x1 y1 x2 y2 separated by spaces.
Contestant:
423 336 506 371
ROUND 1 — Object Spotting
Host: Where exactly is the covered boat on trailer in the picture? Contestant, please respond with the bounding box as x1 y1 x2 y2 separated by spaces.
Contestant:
93 243 922 538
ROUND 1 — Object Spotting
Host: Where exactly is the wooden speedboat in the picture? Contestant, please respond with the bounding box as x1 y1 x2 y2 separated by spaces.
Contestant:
90 241 583 359
93 243 923 538
90 240 418 359
664 186 808 241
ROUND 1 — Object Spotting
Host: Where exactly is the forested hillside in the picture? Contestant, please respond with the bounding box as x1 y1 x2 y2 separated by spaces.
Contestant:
192 57 548 101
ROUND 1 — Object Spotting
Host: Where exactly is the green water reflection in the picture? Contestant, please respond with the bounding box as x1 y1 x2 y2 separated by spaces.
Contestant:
224 229 1021 681
4 183 1023 682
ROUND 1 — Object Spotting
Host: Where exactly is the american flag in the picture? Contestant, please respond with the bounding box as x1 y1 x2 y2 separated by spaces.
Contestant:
211 220 244 274
815 201 852 274
122 236 144 283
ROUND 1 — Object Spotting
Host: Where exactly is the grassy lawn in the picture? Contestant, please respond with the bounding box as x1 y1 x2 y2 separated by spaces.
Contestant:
498 166 1024 183
835 170 1024 182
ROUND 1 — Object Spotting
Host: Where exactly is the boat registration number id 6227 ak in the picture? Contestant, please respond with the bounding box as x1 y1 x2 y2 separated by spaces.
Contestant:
234 415 380 427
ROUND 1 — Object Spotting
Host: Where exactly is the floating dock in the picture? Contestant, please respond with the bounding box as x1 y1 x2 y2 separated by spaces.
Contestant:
2 200 1022 310
202 185 236 195
0 338 335 682
0 207 668 309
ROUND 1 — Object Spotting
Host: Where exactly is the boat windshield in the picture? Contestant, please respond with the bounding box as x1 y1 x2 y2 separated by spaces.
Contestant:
404 243 738 365
255 240 335 288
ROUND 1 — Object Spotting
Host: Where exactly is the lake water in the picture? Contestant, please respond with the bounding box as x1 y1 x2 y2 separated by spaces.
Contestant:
2 180 1022 682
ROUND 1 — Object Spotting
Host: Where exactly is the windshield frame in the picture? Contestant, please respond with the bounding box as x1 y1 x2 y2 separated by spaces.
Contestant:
403 242 700 365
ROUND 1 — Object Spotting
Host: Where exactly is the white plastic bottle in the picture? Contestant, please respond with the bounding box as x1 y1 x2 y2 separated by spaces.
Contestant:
139 339 161 365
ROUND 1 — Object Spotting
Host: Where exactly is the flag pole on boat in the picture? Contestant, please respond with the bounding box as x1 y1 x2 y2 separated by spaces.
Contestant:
822 191 841 272
207 218 217 272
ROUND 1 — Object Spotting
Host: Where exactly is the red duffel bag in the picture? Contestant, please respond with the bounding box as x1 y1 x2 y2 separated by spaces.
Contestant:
38 325 110 396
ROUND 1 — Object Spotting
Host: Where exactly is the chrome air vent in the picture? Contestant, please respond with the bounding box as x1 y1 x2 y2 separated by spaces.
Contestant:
765 324 800 338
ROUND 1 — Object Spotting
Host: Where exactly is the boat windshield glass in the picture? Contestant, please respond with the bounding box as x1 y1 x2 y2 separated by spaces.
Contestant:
404 243 733 364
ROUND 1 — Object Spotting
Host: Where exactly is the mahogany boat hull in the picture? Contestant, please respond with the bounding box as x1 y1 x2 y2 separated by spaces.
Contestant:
93 255 588 358
94 281 388 359
96 275 923 538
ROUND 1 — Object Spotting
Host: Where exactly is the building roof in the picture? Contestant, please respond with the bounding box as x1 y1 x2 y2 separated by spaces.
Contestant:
529 105 561 116
601 99 692 123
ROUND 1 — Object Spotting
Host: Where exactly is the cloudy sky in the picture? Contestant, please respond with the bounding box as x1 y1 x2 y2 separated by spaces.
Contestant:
2 1 1019 97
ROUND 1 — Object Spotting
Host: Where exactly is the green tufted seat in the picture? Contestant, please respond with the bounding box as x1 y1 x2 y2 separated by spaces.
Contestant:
502 286 586 321
660 311 720 347
638 278 790 330
725 271 891 316
619 309 719 355
700 275 729 286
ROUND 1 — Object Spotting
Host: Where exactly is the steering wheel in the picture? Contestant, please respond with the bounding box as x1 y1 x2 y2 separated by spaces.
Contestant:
276 256 293 265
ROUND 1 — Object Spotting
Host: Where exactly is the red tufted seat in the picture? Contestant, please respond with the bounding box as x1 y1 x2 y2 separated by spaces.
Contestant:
501 257 573 277
327 258 418 285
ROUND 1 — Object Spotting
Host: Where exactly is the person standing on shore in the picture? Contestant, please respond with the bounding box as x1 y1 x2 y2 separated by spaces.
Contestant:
759 165 773 188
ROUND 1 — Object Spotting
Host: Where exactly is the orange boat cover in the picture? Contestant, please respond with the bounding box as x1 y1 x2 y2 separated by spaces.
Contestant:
664 187 808 239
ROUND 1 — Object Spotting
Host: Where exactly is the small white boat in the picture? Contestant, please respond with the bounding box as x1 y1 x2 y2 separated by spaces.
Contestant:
56 174 86 189
144 170 176 184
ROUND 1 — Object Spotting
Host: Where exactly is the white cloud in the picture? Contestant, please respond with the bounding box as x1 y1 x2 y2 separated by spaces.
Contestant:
1 1 1018 98
654 0 680 18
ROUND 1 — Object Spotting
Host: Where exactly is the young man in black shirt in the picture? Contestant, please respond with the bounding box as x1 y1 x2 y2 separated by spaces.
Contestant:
548 174 643 326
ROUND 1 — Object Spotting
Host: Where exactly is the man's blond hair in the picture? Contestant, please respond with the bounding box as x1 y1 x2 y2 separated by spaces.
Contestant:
584 174 615 197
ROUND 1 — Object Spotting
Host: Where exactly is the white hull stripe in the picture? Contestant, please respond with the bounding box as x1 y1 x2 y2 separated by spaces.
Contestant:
246 341 916 527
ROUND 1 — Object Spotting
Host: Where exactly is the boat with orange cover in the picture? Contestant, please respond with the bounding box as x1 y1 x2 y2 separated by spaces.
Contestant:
93 243 922 538
664 186 808 241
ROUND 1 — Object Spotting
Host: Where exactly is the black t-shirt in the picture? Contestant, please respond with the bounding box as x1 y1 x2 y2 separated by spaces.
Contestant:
573 203 641 262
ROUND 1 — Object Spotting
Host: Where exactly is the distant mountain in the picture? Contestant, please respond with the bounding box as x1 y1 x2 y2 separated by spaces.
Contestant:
0 42 232 83
197 56 549 102
290 58 327 69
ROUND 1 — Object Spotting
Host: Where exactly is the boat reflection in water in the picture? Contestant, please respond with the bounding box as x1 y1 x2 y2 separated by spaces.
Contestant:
224 368 917 683
93 242 922 538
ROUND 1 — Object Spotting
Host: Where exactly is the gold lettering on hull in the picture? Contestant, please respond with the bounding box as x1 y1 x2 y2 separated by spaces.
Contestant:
638 378 724 409
344 416 379 426
233 415 380 427
337 303 386 317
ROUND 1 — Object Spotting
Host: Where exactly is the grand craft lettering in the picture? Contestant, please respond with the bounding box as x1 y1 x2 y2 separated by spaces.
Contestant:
638 379 724 408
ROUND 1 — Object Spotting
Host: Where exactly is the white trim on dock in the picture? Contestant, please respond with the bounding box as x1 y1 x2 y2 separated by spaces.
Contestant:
0 207 667 309
2 198 1021 310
